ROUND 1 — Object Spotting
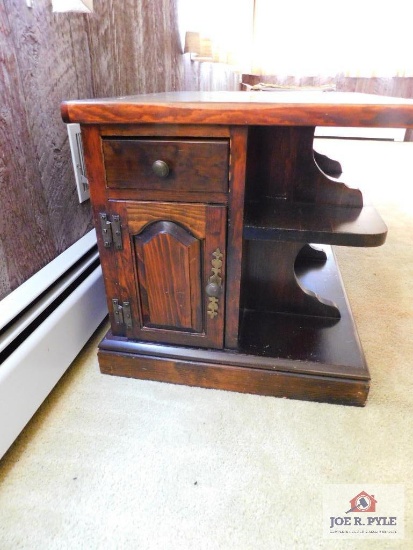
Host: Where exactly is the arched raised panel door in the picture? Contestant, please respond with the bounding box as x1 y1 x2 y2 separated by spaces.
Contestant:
121 201 227 349
134 220 203 332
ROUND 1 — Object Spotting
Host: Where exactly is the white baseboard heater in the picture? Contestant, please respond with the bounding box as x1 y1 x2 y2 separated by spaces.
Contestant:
0 230 108 460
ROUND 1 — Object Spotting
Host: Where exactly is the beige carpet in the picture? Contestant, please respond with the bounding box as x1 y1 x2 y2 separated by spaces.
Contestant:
0 140 412 549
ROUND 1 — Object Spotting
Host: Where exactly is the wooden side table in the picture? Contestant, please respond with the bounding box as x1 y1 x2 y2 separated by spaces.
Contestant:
62 92 413 406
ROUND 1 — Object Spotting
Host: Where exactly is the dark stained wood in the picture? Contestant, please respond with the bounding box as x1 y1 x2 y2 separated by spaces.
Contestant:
244 201 387 247
80 126 124 320
99 124 231 138
314 151 342 177
108 201 227 348
100 240 362 402
68 91 404 406
245 126 362 207
134 221 203 331
102 138 229 193
100 329 369 380
225 127 248 349
238 246 369 385
61 91 413 127
239 244 367 363
242 124 387 252
80 126 111 233
106 188 228 204
98 348 369 407
241 241 340 319
125 201 212 237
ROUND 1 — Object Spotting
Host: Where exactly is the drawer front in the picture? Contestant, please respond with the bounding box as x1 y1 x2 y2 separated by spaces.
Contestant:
102 138 229 193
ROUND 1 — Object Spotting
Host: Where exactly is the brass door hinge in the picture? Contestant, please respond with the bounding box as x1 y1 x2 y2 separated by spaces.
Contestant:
112 299 132 329
100 213 123 250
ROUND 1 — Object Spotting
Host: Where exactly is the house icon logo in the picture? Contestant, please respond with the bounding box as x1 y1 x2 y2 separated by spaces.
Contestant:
346 491 377 514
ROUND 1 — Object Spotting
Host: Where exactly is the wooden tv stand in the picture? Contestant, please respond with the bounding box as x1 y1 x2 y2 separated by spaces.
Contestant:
62 92 413 406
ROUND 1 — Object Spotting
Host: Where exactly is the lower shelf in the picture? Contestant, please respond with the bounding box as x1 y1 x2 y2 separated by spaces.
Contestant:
239 245 367 371
97 246 370 407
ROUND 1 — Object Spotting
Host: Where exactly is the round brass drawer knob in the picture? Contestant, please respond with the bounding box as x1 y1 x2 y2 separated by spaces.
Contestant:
152 160 170 178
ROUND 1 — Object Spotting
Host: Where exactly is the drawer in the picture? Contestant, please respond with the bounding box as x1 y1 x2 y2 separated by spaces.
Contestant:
102 138 229 193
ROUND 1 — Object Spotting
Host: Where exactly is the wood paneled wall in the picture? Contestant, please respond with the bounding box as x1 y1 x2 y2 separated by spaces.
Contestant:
183 57 241 91
0 0 240 301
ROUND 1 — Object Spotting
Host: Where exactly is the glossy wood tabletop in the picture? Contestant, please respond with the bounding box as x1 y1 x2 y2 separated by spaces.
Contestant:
61 91 413 127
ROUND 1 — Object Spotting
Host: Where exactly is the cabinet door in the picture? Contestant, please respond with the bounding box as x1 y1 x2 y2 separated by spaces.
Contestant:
110 201 226 349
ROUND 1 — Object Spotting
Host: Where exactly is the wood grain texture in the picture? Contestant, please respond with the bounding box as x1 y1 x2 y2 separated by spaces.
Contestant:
245 126 363 207
100 124 231 138
103 138 229 193
5 1 94 251
0 3 56 295
100 329 369 380
241 241 340 318
238 245 368 378
76 87 390 406
0 1 94 299
98 348 369 407
61 91 413 127
112 201 227 349
134 221 202 331
106 188 228 205
183 55 241 92
2 0 195 300
244 201 387 247
125 202 208 239
224 127 248 349
85 0 182 97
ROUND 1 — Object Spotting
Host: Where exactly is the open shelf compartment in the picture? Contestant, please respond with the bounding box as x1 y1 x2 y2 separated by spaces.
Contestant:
244 199 387 246
238 245 368 371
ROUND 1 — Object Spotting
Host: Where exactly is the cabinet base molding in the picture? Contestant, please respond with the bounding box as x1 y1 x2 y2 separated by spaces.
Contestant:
98 346 369 407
